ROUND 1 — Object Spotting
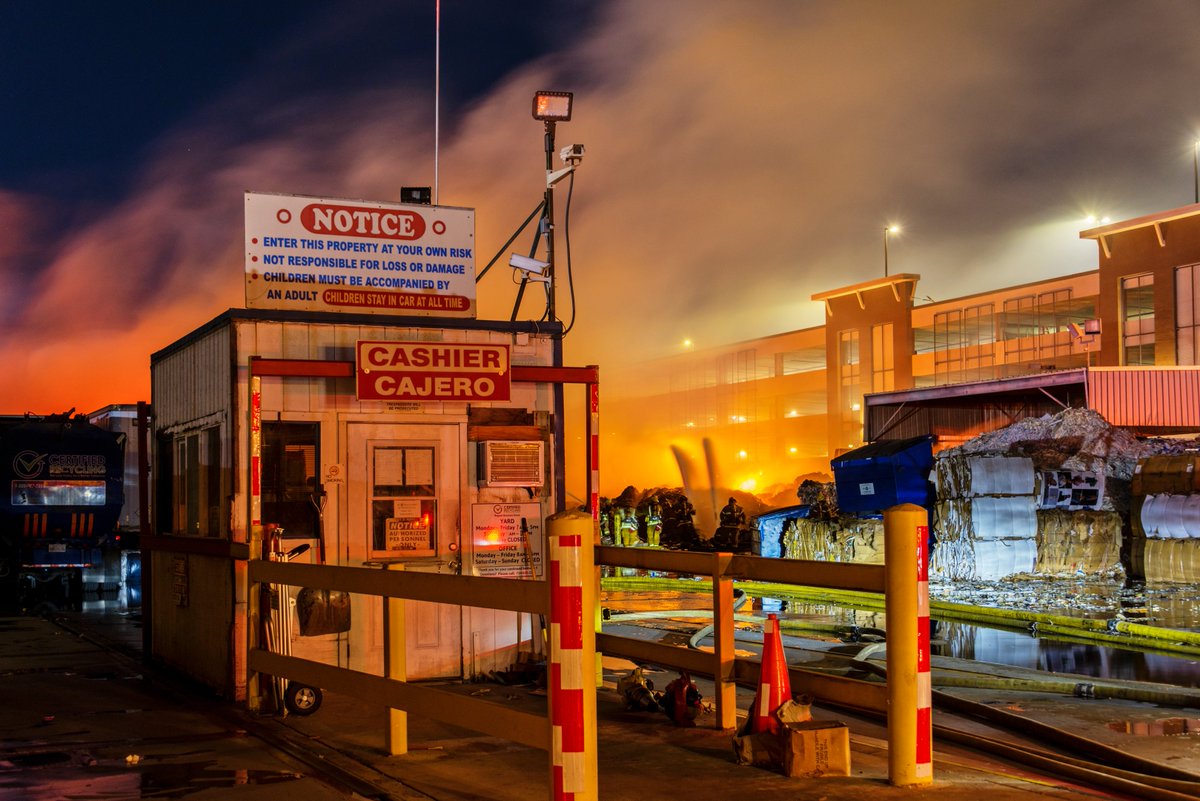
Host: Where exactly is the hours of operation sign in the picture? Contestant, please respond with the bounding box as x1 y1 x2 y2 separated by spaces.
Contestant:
244 190 476 317
471 503 543 579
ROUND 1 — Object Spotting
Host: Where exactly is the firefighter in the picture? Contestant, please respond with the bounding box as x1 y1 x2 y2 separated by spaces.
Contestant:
620 506 639 546
645 501 663 547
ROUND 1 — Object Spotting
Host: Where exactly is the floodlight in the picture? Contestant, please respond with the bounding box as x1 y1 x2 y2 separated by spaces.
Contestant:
533 91 573 121
509 253 550 275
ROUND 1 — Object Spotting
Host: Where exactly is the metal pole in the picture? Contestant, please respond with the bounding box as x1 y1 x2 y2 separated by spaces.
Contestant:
883 504 932 786
136 401 153 663
247 376 265 712
544 121 557 324
883 227 890 278
434 0 441 205
384 563 408 755
1193 140 1197 205
547 509 598 800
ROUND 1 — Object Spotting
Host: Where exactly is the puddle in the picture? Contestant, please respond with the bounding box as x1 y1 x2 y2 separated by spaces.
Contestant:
0 751 72 768
0 758 304 800
1107 717 1200 736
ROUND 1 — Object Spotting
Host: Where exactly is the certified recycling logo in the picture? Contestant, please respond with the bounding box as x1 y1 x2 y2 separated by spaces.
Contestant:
13 451 47 479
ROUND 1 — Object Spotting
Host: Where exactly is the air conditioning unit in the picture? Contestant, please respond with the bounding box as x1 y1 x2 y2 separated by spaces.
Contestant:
480 441 544 487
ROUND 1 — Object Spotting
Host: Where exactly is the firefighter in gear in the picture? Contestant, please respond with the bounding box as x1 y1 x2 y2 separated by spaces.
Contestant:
715 496 749 551
619 506 639 546
645 501 663 547
720 497 746 529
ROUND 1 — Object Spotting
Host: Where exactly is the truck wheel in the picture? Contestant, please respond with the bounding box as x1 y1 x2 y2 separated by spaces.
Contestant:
283 683 322 716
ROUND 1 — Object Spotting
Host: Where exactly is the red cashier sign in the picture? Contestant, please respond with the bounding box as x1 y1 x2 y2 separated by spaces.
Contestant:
357 341 511 402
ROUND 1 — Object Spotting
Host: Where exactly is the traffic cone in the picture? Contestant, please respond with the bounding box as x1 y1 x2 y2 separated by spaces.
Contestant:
749 613 792 734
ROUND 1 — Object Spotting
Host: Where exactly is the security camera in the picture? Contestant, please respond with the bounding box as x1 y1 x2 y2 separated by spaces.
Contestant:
509 253 550 275
560 144 586 165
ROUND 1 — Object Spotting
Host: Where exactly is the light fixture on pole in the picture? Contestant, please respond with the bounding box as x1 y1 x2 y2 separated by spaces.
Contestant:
883 224 901 277
531 90 576 517
530 91 575 325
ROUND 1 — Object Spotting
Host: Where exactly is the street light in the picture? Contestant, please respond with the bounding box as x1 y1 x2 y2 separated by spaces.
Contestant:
883 224 901 277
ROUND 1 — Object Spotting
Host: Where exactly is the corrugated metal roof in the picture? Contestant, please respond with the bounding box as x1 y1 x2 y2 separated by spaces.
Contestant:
151 308 561 363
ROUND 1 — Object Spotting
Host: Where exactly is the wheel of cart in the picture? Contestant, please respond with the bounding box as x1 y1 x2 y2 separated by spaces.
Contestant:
283 680 323 715
264 530 325 716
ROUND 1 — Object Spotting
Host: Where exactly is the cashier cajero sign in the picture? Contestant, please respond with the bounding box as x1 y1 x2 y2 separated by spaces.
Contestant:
356 341 511 402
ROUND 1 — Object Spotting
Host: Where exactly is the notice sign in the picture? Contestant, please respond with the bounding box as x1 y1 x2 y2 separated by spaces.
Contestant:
471 503 543 579
357 340 511 402
244 190 476 317
385 517 431 551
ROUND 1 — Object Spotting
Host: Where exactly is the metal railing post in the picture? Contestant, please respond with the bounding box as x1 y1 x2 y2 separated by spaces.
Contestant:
548 509 598 801
384 563 408 755
711 552 737 730
883 504 933 786
246 375 264 713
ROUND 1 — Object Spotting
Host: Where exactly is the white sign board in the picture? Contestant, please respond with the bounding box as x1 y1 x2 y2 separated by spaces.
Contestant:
244 191 476 317
471 503 543 579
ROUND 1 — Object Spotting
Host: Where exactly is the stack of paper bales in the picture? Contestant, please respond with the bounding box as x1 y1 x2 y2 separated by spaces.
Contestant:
1031 462 1117 575
780 516 884 564
1133 455 1200 583
1035 509 1122 575
932 455 1037 581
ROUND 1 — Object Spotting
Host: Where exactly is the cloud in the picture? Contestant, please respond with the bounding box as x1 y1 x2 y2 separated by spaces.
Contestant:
5 0 1200 435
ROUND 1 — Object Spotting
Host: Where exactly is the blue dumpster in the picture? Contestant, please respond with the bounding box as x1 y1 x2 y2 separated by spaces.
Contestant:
831 436 934 514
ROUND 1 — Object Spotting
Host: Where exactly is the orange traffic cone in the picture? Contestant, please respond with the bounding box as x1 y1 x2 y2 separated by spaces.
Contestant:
749 613 792 734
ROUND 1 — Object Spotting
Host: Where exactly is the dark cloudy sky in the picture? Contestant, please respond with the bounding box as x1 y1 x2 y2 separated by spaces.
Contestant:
4 1 1200 412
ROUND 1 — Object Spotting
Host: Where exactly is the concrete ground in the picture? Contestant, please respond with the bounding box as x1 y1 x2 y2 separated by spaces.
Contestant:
274 655 1200 801
6 611 1200 800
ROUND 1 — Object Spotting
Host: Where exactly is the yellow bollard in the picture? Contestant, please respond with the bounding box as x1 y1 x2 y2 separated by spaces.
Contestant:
547 509 599 801
383 563 407 756
883 504 933 786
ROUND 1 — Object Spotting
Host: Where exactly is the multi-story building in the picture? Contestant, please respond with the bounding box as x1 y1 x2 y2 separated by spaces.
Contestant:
608 203 1200 495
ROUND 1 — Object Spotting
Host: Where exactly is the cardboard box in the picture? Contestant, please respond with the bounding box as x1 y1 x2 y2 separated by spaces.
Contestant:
782 720 851 778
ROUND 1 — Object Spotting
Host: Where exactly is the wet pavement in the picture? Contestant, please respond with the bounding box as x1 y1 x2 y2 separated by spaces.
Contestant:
7 611 1200 800
0 615 349 801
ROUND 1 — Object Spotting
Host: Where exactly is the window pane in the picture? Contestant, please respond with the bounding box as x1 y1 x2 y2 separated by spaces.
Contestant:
1121 274 1155 365
262 422 320 538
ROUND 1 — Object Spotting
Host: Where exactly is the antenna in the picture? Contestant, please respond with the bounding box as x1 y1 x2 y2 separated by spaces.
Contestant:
434 0 441 205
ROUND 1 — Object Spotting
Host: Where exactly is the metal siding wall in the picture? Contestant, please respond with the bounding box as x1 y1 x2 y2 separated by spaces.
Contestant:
1088 368 1200 428
152 324 231 430
869 399 1069 443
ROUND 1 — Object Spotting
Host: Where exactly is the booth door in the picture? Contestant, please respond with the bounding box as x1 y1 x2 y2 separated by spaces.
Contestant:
347 423 463 680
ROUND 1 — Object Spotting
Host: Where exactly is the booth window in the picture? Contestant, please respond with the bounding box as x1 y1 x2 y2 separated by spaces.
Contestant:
370 445 437 558
262 422 320 539
172 426 223 537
